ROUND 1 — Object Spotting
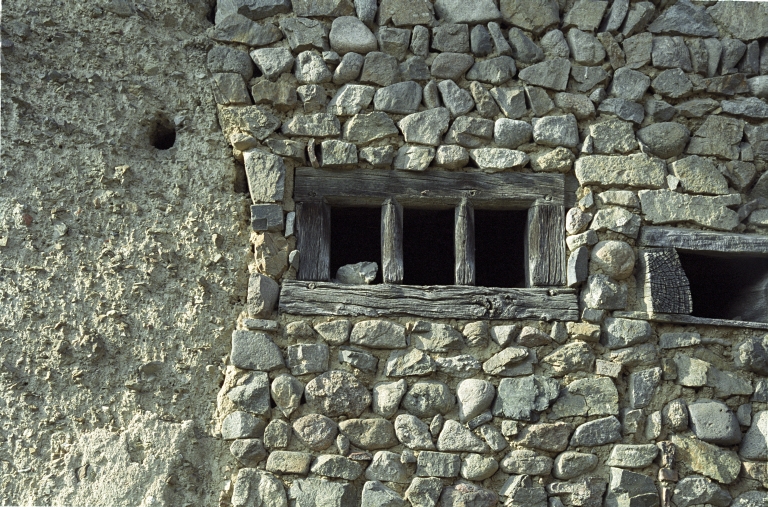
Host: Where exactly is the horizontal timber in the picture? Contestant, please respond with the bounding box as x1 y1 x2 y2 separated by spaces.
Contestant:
279 280 579 320
293 167 564 208
639 226 768 257
613 311 768 331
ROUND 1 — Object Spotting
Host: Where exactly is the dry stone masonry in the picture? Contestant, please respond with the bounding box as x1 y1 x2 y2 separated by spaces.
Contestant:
209 0 768 505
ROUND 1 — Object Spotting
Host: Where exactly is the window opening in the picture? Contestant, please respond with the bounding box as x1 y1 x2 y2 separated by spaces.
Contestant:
474 209 528 288
678 251 768 322
402 208 455 285
330 206 382 283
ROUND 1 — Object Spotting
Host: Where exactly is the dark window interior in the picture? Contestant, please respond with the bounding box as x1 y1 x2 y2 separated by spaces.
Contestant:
474 209 528 288
402 208 455 285
330 207 382 283
678 251 768 322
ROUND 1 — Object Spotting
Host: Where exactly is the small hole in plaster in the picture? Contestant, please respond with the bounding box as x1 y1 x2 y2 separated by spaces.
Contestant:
150 115 176 150
207 0 216 24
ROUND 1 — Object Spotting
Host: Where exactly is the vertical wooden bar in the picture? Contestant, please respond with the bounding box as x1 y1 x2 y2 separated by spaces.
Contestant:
296 200 331 281
526 204 566 287
381 198 404 284
455 197 476 286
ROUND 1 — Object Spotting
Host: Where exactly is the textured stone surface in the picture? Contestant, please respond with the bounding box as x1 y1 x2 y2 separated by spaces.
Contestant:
304 371 371 418
639 190 740 231
604 468 659 507
672 434 742 484
339 418 398 450
518 58 570 91
575 154 666 188
493 375 560 421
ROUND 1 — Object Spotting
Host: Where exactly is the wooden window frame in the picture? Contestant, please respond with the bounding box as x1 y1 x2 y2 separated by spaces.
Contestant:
280 167 578 321
615 225 768 330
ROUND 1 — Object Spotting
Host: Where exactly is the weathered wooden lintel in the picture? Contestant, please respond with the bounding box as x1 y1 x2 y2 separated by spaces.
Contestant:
613 311 768 331
293 167 564 208
279 280 579 321
640 226 768 257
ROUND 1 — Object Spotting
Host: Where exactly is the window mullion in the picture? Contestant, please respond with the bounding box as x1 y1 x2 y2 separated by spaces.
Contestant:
381 198 404 284
455 197 476 286
296 199 331 281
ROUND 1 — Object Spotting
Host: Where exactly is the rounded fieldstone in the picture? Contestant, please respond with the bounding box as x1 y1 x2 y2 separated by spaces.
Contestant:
553 451 598 479
590 240 635 280
636 122 691 159
293 414 338 451
402 381 455 418
456 379 496 422
271 374 303 418
461 454 499 481
566 207 591 235
305 370 372 418
329 16 378 55
689 400 742 446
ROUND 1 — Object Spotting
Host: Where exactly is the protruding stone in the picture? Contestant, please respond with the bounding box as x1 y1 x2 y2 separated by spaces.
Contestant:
402 381 454 418
304 370 371 418
293 414 338 451
339 418 398 450
394 414 435 450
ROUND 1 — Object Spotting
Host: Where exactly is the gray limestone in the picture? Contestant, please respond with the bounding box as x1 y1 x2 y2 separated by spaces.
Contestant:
532 114 578 148
551 376 619 418
508 28 543 64
244 149 285 204
623 32 652 69
314 320 351 346
327 84 375 116
570 64 610 93
350 320 406 349
461 454 499 481
333 52 364 84
500 0 560 34
378 0 435 26
360 481 408 507
636 122 690 159
722 97 768 119
213 73 251 106
673 476 732 507
621 2 655 37
575 154 667 188
628 367 662 409
598 98 644 124
271 374 303 418
231 330 284 371
582 274 628 310
394 144 436 171
319 140 357 167
304 370 371 418
602 318 651 349
360 52 401 87
292 0 354 16
416 451 461 478
438 80 475 117
648 0 717 37
469 148 529 171
343 112 399 144
445 116 494 148
222 411 266 440
590 207 641 238
501 449 553 476
247 272 280 317
470 82 500 117
652 68 692 99
567 246 589 288
434 145 469 169
208 45 255 81
531 147 575 173
398 108 450 146
293 414 338 451
373 81 422 114
213 14 284 47
564 0 607 31
734 336 768 376
311 455 363 480
399 56 430 81
280 18 328 52
231 469 286 507
553 451 598 480
610 67 650 101
295 51 332 84
230 439 268 465
434 0 501 23
604 468 659 507
606 444 658 468
571 416 622 446
329 16 377 56
542 341 595 376
250 48 294 81
490 87 527 119
553 92 594 119
672 434 742 484
435 355 481 378
588 119 636 154
740 410 768 460
437 420 489 452
567 29 606 65
405 477 443 507
385 348 436 376
670 155 729 195
465 56 516 85
266 451 313 475
493 375 559 421
541 30 570 59
284 344 328 375
228 372 271 415
431 52 475 81
282 113 340 137
354 0 376 22
518 58 571 91
515 421 574 453
287 478 356 507
639 190 740 231
527 85 555 116
591 241 635 280
339 418 398 450
431 24 469 53
394 414 435 450
652 35 692 71
296 84 328 112
339 349 378 373
402 381 454 418
457 379 495 422
372 379 407 418
409 25 429 57
688 400 742 446
410 321 464 352
364 464 409 496
378 27 411 60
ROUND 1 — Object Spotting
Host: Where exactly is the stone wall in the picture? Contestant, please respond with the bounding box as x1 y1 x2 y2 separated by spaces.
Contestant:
210 0 768 506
